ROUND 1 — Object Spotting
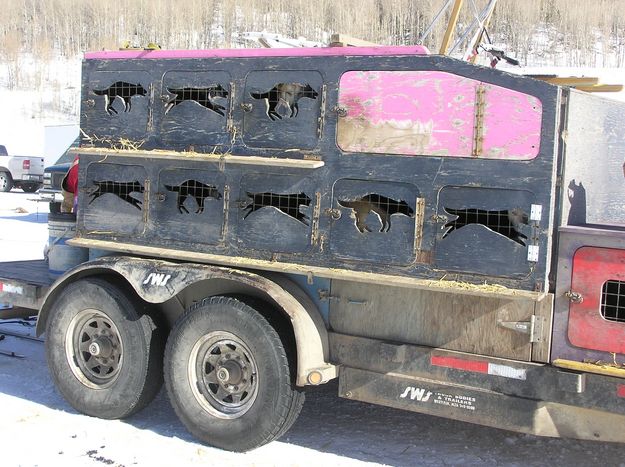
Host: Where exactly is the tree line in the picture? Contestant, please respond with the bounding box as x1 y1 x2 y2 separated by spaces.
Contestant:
1 0 624 64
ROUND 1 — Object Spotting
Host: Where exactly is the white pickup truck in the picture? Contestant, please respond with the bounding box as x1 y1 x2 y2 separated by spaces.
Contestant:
0 144 44 192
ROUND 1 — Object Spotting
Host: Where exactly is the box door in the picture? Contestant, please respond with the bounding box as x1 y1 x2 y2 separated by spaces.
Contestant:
568 246 625 354
160 71 231 147
242 71 323 149
84 71 152 141
154 168 226 246
329 179 420 265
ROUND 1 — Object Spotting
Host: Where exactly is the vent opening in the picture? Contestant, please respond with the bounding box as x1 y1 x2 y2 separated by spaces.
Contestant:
338 194 414 233
92 81 147 115
165 180 222 214
443 207 528 245
602 280 625 323
243 192 311 225
250 83 318 121
165 85 228 116
88 180 145 209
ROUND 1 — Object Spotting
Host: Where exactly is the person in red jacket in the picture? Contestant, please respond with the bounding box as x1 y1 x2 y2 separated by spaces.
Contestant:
61 155 79 213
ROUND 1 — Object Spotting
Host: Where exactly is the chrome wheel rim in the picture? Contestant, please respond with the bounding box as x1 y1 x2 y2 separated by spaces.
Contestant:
188 331 259 419
65 309 123 389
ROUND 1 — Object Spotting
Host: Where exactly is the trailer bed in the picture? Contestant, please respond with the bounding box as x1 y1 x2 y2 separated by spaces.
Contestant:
0 260 53 316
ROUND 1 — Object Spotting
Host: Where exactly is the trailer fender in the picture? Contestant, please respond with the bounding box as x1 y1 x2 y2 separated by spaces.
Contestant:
37 256 337 386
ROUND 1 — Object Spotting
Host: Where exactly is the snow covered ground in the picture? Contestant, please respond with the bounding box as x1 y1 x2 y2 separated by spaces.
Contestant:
1 192 625 466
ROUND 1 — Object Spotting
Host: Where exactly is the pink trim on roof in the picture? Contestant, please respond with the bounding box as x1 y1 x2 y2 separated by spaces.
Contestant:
84 45 430 60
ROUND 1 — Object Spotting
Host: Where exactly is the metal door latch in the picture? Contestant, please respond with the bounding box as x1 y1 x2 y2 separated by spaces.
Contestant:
332 105 347 117
498 315 543 343
565 291 583 304
318 289 339 301
325 208 341 220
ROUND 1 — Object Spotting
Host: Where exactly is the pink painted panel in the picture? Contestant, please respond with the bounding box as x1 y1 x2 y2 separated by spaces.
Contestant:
481 84 542 159
85 45 429 60
336 70 542 160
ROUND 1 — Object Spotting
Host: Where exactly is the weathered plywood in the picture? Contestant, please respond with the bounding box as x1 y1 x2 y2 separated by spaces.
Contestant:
160 70 231 147
242 70 323 150
329 280 535 361
562 90 625 226
82 162 147 236
434 186 536 278
0 260 51 310
83 70 152 143
329 179 420 265
336 70 542 159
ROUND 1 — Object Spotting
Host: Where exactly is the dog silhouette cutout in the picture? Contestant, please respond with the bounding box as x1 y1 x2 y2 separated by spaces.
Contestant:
338 194 414 233
250 83 318 121
92 81 147 115
242 192 311 225
88 180 145 210
443 207 529 246
164 180 222 214
165 85 229 116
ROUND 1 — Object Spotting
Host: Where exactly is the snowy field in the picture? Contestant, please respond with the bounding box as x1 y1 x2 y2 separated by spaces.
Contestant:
1 191 625 466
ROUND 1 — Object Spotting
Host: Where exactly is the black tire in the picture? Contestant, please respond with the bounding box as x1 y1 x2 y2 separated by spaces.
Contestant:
233 296 305 441
164 296 303 452
49 201 61 214
21 182 40 193
45 278 164 419
0 172 12 192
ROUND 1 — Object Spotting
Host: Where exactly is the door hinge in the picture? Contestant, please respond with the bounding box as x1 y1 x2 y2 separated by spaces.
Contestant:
527 245 539 262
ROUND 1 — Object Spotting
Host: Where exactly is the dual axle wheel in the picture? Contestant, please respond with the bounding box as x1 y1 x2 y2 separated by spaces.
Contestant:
46 279 304 451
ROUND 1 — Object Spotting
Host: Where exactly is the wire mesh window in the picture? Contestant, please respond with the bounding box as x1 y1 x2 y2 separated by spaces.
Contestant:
601 280 625 323
93 81 146 100
249 83 318 121
443 208 528 246
164 180 222 214
337 194 414 233
243 192 311 225
97 181 140 198
165 85 229 115
88 180 144 210
91 81 148 115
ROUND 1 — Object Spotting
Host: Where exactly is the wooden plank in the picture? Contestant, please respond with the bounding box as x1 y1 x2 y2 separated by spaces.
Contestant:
527 76 623 92
70 147 325 169
529 76 600 86
0 260 52 287
439 0 464 55
553 359 625 379
329 280 535 361
0 306 37 319
329 34 378 47
574 84 624 93
68 237 546 301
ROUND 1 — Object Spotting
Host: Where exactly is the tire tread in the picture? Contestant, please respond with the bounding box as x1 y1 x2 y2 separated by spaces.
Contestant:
165 296 303 451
